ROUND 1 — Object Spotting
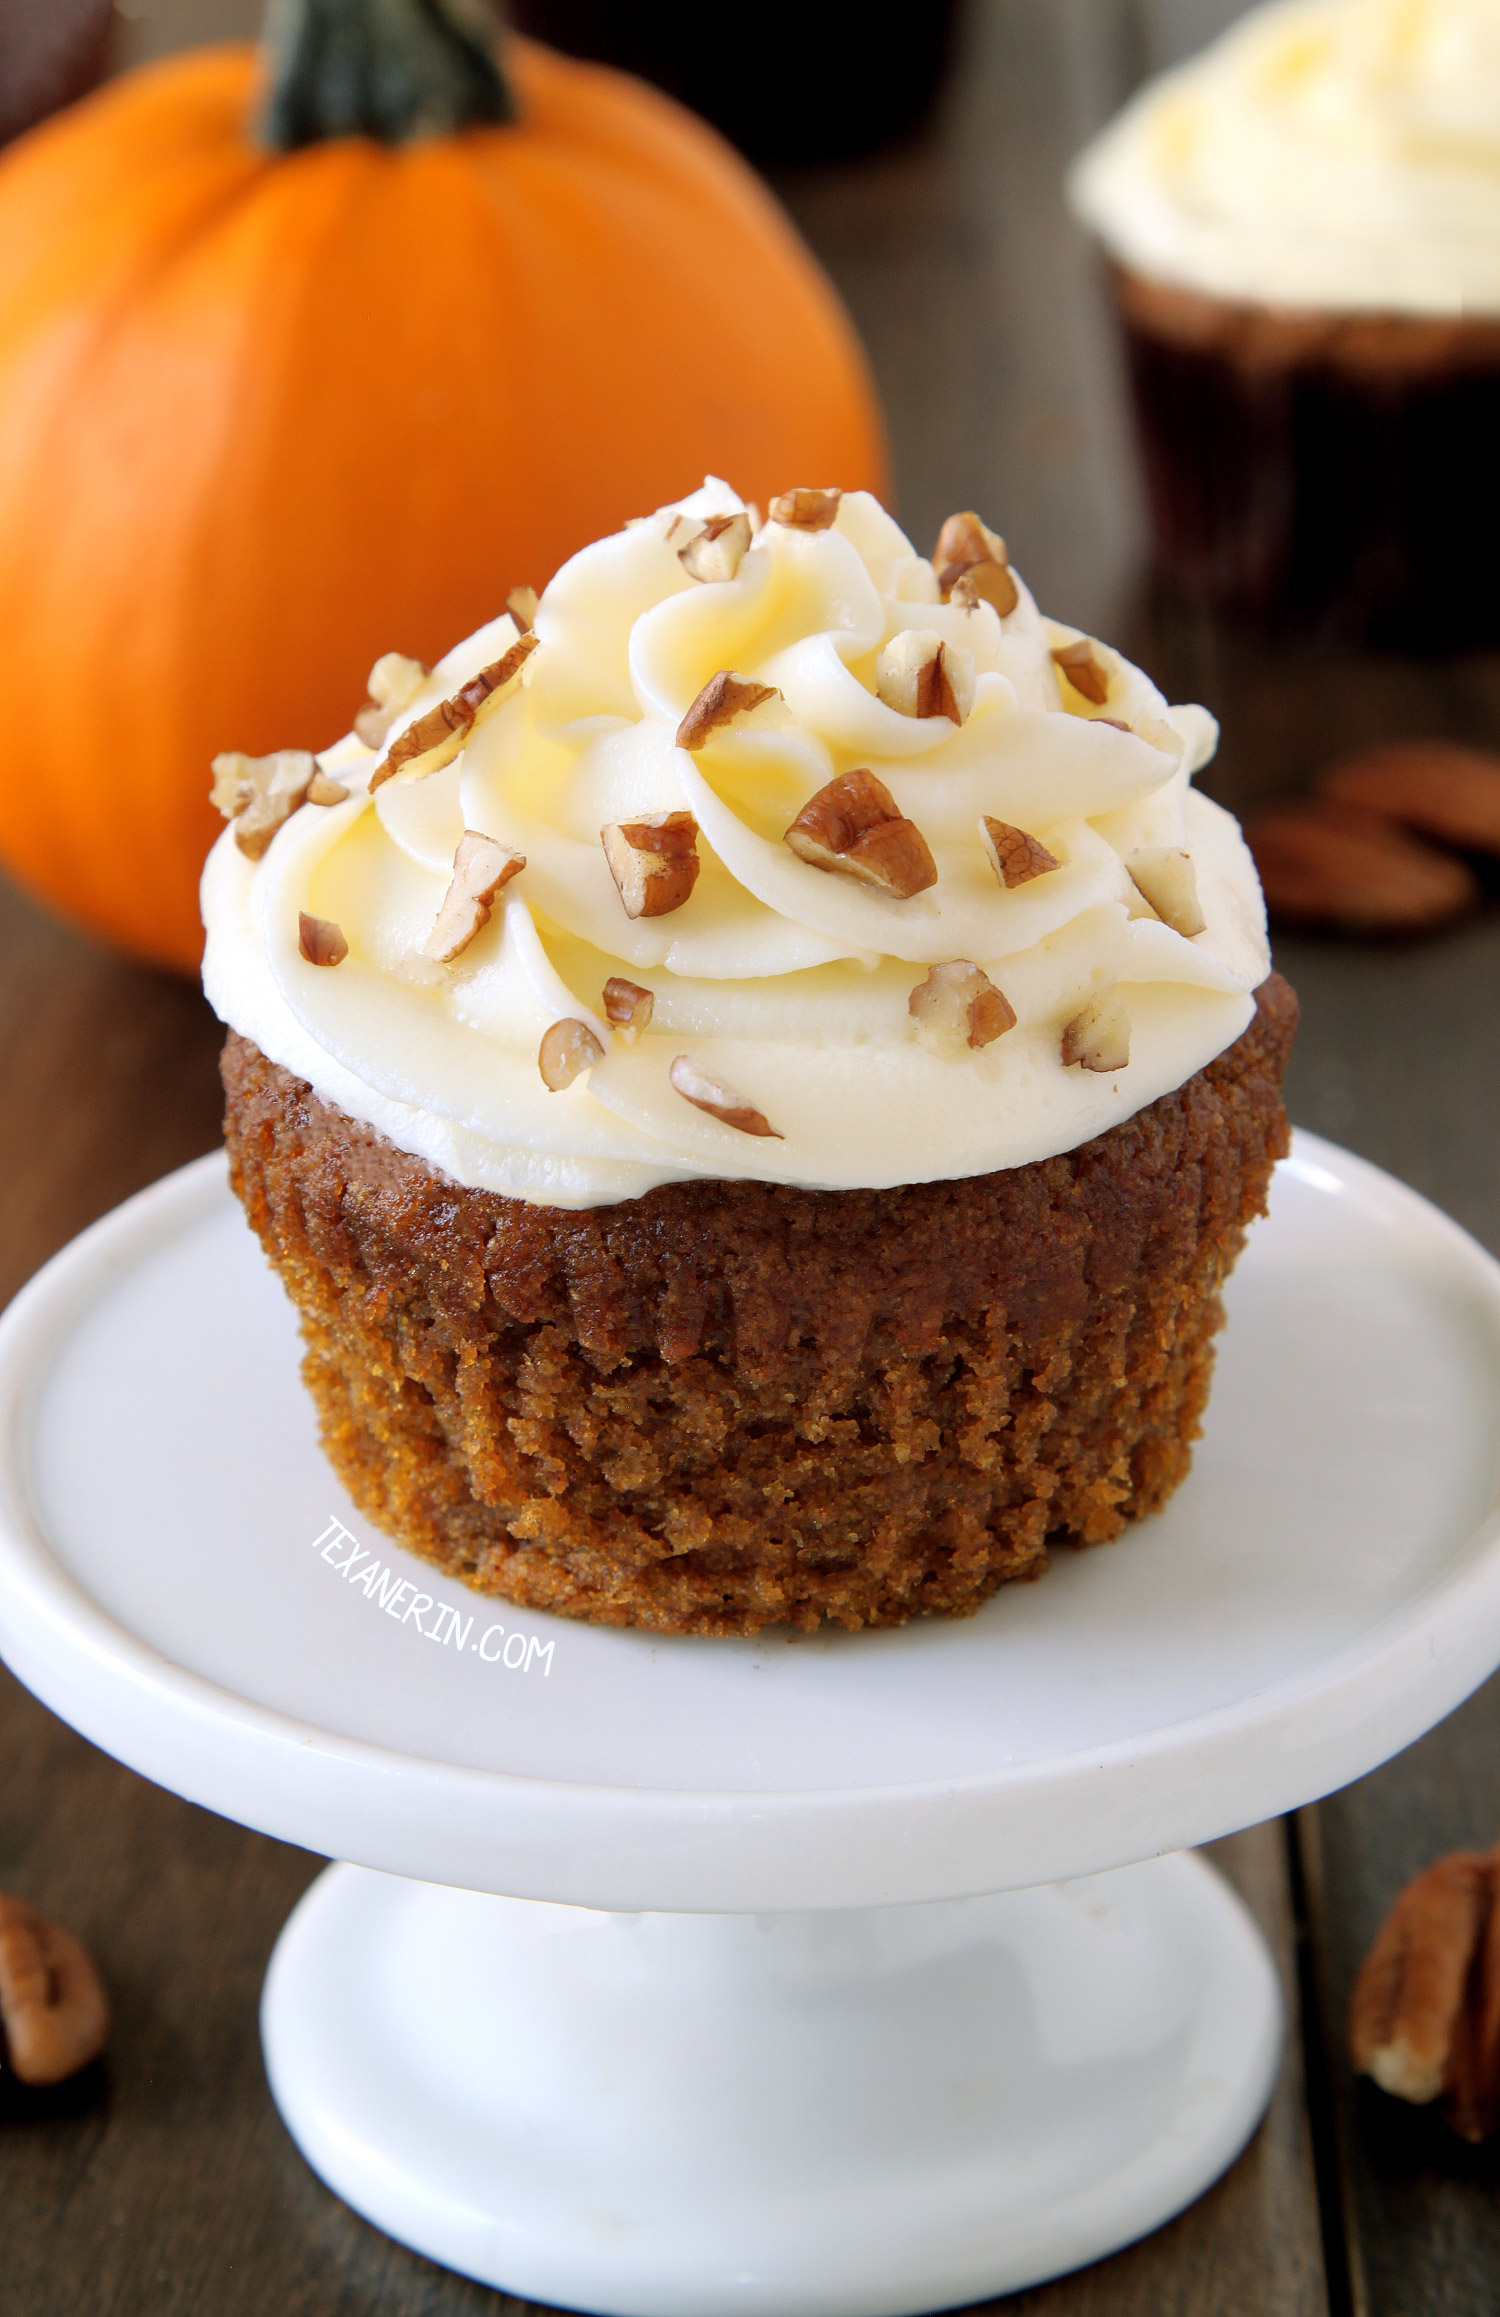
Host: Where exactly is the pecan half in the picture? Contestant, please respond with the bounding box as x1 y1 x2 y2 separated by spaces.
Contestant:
354 651 428 749
933 510 1019 616
371 634 538 790
1350 1848 1500 2140
981 817 1059 889
1318 740 1500 857
785 770 938 898
298 912 348 967
1062 990 1130 1072
210 749 318 860
602 976 654 1042
769 487 842 531
505 585 539 634
679 512 752 584
1127 846 1206 937
539 1019 605 1091
909 961 1016 1057
0 1894 109 2087
669 1053 782 1137
421 832 525 963
602 810 701 919
676 670 780 752
875 630 974 724
1245 799 1478 933
1050 638 1110 706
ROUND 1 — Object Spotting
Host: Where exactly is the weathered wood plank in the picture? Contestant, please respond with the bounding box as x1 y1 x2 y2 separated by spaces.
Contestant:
1301 1677 1500 2317
0 883 224 1309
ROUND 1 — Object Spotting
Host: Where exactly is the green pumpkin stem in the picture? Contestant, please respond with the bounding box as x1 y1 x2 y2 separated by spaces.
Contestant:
258 0 516 150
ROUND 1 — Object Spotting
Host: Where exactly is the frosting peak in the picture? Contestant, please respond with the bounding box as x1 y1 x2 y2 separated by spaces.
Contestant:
202 482 1268 1208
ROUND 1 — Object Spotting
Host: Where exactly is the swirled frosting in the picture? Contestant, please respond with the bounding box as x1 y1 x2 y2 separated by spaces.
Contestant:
1069 0 1500 316
201 482 1268 1209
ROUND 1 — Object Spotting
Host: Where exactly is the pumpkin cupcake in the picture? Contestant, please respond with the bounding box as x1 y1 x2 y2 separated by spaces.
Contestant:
1069 0 1500 649
203 482 1293 1635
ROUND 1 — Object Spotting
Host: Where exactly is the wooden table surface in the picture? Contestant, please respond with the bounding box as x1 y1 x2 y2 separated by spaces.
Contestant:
5 3 1500 2310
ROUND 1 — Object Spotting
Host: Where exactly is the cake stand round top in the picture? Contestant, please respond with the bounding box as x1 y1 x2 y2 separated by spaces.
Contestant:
1 1135 1498 1913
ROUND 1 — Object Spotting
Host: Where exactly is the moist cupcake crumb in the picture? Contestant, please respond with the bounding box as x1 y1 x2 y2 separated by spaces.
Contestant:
222 973 1296 1637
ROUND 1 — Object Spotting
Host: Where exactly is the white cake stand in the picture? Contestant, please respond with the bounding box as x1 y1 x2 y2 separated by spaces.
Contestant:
2 1134 1500 2317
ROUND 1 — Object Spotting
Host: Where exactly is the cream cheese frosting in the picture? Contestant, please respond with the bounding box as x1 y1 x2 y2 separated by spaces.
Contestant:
201 481 1269 1209
1069 0 1500 317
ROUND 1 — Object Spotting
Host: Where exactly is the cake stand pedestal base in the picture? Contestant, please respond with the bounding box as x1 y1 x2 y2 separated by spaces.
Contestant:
261 1853 1281 2317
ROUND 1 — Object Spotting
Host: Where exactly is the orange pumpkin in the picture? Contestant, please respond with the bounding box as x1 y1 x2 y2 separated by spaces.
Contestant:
0 9 886 972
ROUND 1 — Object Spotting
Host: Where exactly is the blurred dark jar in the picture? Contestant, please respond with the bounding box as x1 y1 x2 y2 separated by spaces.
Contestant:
0 0 114 143
1113 265 1500 655
506 0 960 164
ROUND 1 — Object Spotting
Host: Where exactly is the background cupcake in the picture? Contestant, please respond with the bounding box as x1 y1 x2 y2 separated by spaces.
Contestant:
1069 0 1500 650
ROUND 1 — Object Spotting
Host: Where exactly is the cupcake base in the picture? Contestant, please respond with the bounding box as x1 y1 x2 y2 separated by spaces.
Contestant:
1114 266 1500 651
222 974 1296 1636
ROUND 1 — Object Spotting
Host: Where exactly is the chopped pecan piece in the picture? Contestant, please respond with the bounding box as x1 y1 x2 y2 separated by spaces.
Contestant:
421 831 525 963
981 817 1059 889
1127 847 1206 937
909 961 1016 1057
602 976 654 1041
875 630 974 723
539 1019 606 1091
210 749 318 860
602 810 701 919
1349 1848 1500 2140
1062 990 1130 1072
209 755 261 818
371 634 538 790
768 487 841 531
675 670 780 751
785 770 938 898
934 510 1019 616
505 584 539 633
0 1893 109 2088
1098 714 1176 754
298 912 348 967
669 1053 782 1137
354 651 428 749
679 512 752 583
306 771 349 806
1051 638 1110 706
